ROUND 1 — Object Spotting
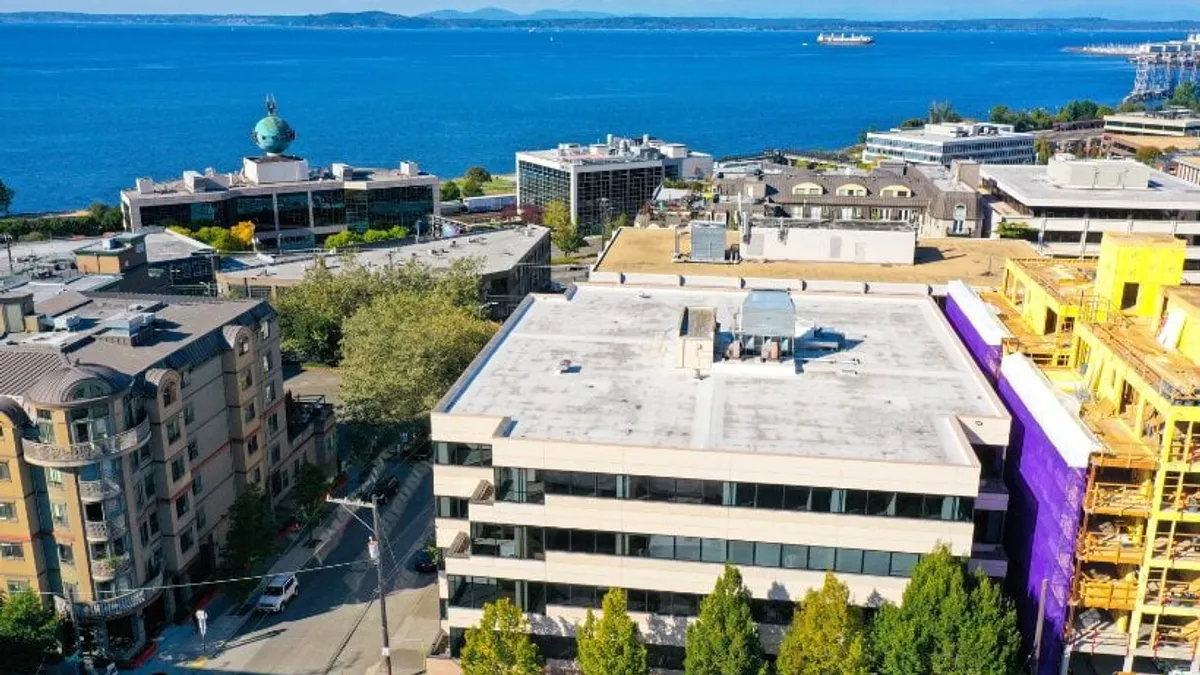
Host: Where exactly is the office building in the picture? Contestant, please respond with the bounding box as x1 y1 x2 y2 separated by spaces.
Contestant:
432 283 1011 665
1102 134 1200 161
0 292 334 659
1103 109 1200 138
712 161 982 237
121 99 440 251
979 155 1200 277
864 122 1035 167
217 225 552 319
945 232 1200 674
1173 155 1200 186
516 134 713 234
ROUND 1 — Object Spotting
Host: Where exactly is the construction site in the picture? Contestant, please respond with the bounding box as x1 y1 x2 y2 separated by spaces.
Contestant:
948 232 1200 674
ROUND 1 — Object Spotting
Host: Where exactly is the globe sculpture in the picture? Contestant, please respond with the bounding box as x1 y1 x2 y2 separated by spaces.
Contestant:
251 95 296 155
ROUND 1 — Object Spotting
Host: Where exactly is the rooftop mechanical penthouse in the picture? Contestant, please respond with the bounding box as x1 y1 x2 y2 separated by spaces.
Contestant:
430 284 1011 664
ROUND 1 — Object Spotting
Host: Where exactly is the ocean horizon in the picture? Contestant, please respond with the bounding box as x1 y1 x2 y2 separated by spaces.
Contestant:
0 23 1155 213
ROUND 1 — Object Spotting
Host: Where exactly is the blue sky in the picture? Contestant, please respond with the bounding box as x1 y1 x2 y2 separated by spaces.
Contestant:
0 0 1196 19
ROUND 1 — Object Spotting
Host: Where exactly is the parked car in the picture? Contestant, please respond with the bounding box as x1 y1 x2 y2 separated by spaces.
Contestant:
413 550 438 574
256 573 299 613
370 476 401 505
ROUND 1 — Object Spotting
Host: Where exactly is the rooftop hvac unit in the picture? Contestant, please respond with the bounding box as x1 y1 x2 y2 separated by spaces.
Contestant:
53 314 81 331
690 221 727 262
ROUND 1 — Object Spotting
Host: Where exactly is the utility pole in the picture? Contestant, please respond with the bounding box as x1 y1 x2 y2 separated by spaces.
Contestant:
327 495 392 675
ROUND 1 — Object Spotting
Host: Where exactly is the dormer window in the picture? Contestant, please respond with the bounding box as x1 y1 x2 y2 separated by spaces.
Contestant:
162 383 177 407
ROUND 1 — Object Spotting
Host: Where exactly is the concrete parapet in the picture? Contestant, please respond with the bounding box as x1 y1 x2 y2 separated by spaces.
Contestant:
803 279 868 294
621 273 683 287
742 277 803 291
866 282 933 296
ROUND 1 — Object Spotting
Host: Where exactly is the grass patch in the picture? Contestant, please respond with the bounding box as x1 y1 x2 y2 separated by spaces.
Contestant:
480 177 516 195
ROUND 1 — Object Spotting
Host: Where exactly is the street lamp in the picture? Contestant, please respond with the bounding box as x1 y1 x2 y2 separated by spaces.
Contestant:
327 495 393 675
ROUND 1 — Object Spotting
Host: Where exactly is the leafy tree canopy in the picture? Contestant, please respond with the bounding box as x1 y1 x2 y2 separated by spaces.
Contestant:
0 589 60 669
441 180 462 202
460 598 542 675
465 166 493 184
577 588 649 675
777 572 868 675
685 565 768 675
221 485 275 571
0 178 14 217
461 177 485 198
544 200 582 254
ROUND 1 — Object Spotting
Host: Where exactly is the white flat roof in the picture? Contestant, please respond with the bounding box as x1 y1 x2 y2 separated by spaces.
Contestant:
218 226 549 281
441 285 1005 465
981 163 1200 210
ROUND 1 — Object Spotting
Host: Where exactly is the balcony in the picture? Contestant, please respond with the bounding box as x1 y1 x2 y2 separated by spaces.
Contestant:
78 477 122 502
85 518 129 543
1075 575 1138 611
91 553 132 582
74 572 163 621
1144 579 1200 612
23 418 151 468
1078 531 1146 565
1085 482 1152 516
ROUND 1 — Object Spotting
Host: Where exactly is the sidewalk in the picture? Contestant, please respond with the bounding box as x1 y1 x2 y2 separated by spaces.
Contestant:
130 452 420 674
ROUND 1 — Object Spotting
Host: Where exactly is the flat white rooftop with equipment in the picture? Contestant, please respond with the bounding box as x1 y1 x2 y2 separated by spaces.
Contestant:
440 285 1006 466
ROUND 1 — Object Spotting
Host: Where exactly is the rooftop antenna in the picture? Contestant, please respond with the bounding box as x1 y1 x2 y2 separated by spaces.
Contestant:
265 93 278 116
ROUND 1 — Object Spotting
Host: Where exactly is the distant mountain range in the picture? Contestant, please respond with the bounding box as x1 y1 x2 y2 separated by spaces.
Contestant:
1 11 1198 32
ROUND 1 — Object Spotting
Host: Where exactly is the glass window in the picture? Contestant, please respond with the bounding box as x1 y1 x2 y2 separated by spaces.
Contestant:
835 548 864 574
867 492 896 517
175 494 189 518
756 485 784 510
844 490 868 515
923 495 950 520
595 474 618 498
627 534 649 557
891 552 919 577
863 550 892 576
437 497 469 519
728 540 755 565
0 542 23 560
733 482 756 508
569 530 595 554
434 442 492 467
676 537 701 561
569 585 595 608
755 542 781 568
545 529 570 551
957 497 975 522
595 531 616 556
781 545 808 569
671 593 699 617
808 546 835 570
627 589 647 613
644 590 666 615
0 502 15 521
51 502 68 526
546 583 570 607
187 440 199 462
166 416 181 443
628 476 650 500
58 543 74 565
570 473 597 497
810 488 833 512
784 486 810 511
0 461 9 481
46 468 63 487
701 538 726 563
675 479 703 504
543 471 570 495
648 478 674 502
171 456 186 482
895 494 924 519
701 481 724 506
647 535 674 559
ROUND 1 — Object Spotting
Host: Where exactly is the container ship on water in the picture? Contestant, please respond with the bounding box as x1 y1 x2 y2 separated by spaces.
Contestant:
817 33 875 46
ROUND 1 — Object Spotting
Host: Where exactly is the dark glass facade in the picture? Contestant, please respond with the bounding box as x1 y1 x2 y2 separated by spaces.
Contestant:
493 466 976 524
575 165 664 233
516 160 571 211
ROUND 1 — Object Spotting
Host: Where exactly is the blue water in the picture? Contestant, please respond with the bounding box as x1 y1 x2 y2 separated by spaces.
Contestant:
0 24 1157 212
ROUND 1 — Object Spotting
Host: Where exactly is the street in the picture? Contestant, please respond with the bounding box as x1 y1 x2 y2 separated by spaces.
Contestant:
179 459 438 675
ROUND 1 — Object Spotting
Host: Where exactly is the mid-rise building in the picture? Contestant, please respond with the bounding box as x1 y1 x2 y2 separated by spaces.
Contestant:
0 291 334 659
1103 109 1200 138
712 160 982 237
432 283 1011 666
1173 155 1200 186
945 232 1200 675
122 99 440 251
1101 134 1200 161
864 122 1036 167
979 155 1200 276
516 134 713 234
216 225 552 319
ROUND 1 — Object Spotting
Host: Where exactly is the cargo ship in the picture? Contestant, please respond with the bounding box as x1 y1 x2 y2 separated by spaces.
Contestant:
817 33 875 46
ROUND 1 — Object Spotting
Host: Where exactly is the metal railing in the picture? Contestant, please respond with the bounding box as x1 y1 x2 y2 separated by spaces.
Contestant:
78 477 122 502
1077 531 1146 565
23 418 151 467
91 553 132 581
74 572 163 620
1075 576 1138 610
84 518 128 542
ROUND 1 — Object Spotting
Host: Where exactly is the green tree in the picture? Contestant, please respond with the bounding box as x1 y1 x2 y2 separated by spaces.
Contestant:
1135 146 1164 166
544 200 582 254
290 461 331 526
441 180 462 201
465 166 493 184
1170 81 1199 110
927 100 962 124
898 118 925 129
777 572 868 675
221 486 275 571
461 178 485 198
0 589 60 669
0 178 13 216
577 588 648 675
324 230 362 250
362 229 392 243
685 565 768 675
460 598 542 675
1034 137 1053 165
340 290 496 424
988 105 1016 126
870 545 1019 675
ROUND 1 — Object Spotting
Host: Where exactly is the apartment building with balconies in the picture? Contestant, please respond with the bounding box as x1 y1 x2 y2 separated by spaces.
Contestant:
944 233 1200 674
430 284 1011 667
0 289 334 660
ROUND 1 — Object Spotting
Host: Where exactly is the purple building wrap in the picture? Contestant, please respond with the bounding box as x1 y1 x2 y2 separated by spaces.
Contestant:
944 291 1003 380
998 372 1088 675
942 281 1089 675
